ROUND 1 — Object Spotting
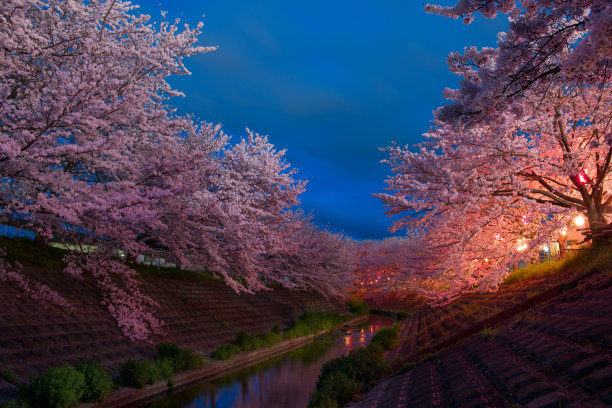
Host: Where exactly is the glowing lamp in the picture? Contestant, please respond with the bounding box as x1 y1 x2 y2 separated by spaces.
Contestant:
574 214 586 227
571 169 591 186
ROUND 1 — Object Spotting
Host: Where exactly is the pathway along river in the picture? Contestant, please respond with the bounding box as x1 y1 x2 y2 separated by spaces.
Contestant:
146 314 395 408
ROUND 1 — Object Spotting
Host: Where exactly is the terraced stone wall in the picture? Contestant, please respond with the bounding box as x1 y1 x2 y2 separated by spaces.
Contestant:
0 266 346 401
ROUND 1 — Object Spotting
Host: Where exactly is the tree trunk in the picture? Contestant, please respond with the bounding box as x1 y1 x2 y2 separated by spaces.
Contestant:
586 207 609 247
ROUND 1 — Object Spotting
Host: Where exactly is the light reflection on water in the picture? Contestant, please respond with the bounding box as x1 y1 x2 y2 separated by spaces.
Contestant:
147 315 394 408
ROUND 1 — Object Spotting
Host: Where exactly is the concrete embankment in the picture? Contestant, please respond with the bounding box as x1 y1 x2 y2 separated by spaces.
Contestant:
89 315 369 408
0 265 348 402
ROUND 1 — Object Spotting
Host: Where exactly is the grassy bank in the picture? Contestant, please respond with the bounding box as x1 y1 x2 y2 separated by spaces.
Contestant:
1 343 207 408
504 245 612 284
307 326 399 408
211 297 369 360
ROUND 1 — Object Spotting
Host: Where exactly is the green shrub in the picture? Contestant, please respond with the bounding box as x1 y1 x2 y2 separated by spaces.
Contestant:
271 324 281 334
396 311 411 321
0 400 19 408
235 331 282 352
175 348 206 371
16 383 32 408
0 237 66 270
210 344 240 360
28 364 85 408
309 372 361 408
346 297 369 316
285 311 344 339
74 362 112 403
371 326 399 351
263 331 283 345
235 331 259 351
156 343 181 359
308 345 391 408
155 358 174 380
155 343 206 372
0 369 17 385
118 359 158 389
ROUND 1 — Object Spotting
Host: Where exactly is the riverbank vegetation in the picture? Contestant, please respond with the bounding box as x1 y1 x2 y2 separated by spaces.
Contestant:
212 299 369 360
15 362 112 408
211 327 283 360
308 325 399 408
504 245 612 284
2 343 206 408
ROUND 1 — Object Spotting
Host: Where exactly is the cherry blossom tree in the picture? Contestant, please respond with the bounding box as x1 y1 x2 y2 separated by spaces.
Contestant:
0 0 217 339
0 0 353 340
263 216 357 296
425 0 611 120
376 0 611 302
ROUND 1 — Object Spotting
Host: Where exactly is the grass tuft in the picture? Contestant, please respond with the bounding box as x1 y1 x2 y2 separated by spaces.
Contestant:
0 237 65 270
504 245 612 284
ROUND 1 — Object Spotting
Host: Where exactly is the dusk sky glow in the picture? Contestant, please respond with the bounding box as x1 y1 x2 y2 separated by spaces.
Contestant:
140 1 508 240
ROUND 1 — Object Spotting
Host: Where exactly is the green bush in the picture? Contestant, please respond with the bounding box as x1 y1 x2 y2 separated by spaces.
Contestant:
156 343 181 359
271 324 282 334
210 344 240 360
263 331 283 345
74 362 112 403
346 297 369 316
155 358 175 380
236 331 260 351
309 372 361 408
0 237 66 270
175 348 206 371
0 400 19 408
396 311 411 321
285 311 344 339
28 364 85 408
210 327 284 360
235 331 282 352
118 359 158 389
371 326 399 351
0 369 17 385
155 343 206 372
308 345 391 408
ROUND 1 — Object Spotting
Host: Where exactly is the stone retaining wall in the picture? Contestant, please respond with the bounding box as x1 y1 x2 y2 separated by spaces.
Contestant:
0 266 347 402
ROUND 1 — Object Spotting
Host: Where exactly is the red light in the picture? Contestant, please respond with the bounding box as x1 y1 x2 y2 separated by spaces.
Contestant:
572 169 591 186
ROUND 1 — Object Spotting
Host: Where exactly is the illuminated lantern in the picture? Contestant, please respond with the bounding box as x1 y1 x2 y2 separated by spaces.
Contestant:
574 214 586 227
571 169 591 186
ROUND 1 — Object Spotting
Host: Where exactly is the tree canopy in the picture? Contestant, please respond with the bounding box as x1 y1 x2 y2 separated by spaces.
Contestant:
377 0 611 302
0 0 356 340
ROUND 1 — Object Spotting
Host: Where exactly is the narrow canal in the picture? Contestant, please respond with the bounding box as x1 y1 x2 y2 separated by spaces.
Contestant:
146 314 395 408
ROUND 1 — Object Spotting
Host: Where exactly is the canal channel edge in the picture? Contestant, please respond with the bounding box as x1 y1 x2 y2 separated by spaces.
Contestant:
81 314 370 408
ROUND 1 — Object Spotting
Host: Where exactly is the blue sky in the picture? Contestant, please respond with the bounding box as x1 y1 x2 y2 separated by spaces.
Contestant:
139 1 508 240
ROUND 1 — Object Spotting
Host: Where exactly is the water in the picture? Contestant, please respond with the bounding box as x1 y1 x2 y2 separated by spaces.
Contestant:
147 315 395 408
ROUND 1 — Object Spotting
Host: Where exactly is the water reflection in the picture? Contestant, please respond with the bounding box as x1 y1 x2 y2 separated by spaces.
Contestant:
147 315 394 408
